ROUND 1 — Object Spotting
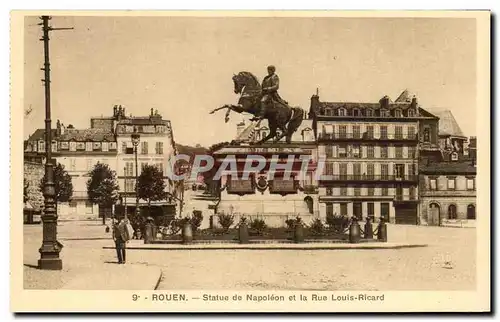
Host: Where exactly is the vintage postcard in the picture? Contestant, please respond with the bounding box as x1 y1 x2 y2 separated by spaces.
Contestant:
10 10 490 313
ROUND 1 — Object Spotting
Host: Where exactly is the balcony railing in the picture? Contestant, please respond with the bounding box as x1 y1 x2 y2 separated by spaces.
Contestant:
318 132 418 141
319 174 418 182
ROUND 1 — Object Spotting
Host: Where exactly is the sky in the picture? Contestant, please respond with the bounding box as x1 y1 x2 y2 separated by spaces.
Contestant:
23 16 477 147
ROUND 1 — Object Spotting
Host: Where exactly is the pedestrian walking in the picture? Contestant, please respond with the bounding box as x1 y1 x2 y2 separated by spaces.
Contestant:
112 217 128 264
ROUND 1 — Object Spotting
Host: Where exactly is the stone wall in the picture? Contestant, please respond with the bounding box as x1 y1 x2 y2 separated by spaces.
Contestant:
420 196 476 225
24 161 44 211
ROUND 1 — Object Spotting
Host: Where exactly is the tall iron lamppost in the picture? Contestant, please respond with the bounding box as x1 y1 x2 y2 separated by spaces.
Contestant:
131 127 141 216
38 15 72 270
123 166 127 220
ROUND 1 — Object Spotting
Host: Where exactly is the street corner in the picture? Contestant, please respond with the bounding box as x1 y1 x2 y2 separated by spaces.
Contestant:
61 263 162 290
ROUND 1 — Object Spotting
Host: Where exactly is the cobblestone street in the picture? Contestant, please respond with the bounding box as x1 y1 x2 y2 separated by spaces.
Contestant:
24 220 475 291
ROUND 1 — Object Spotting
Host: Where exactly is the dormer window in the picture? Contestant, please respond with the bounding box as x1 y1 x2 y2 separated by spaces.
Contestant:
380 109 389 117
451 152 459 161
353 109 360 117
408 108 415 117
366 109 373 117
338 108 346 116
325 108 333 116
394 109 402 117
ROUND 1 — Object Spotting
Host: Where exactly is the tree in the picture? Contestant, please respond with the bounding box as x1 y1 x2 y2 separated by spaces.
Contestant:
87 162 119 225
137 164 167 213
39 163 73 210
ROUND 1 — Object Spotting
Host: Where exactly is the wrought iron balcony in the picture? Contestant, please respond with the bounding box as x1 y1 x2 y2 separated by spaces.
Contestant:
318 132 418 142
319 174 418 184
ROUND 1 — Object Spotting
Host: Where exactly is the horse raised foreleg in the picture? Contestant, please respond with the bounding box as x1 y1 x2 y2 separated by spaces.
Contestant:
209 105 230 114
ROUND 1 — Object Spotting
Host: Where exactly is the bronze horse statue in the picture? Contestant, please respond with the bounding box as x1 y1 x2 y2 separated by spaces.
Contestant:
209 71 304 144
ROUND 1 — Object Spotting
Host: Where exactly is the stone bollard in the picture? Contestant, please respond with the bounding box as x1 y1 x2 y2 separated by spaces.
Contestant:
364 217 373 239
182 221 193 244
377 218 388 242
294 220 304 243
238 221 249 244
349 218 361 244
152 224 158 241
144 222 153 244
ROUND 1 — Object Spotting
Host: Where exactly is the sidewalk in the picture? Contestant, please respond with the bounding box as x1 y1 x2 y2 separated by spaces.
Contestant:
104 239 428 251
61 263 162 290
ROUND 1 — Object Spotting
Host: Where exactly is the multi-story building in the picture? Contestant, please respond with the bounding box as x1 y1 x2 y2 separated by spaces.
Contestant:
309 90 440 224
114 107 177 216
24 105 177 219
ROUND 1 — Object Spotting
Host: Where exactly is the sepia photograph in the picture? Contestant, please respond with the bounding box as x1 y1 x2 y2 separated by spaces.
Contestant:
10 10 490 312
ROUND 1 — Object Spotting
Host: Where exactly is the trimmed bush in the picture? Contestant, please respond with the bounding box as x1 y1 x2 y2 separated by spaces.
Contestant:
250 218 267 236
217 213 235 233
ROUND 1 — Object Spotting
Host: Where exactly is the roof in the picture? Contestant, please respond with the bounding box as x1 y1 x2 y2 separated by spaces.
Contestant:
27 129 57 142
432 110 466 137
420 161 476 175
59 129 115 142
118 117 168 126
395 89 413 103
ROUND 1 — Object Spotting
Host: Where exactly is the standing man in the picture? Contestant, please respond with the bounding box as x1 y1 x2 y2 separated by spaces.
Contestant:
112 217 131 264
255 65 288 120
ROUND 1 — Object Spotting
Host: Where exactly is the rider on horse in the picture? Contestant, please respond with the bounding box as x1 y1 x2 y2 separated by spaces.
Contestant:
255 65 288 120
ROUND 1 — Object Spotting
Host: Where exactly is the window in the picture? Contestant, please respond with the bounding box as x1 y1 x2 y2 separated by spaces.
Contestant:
380 126 388 139
325 162 334 175
366 126 374 139
395 145 403 158
51 141 57 152
86 159 93 171
380 146 388 158
448 204 457 219
395 164 405 179
408 164 416 176
367 145 375 158
467 204 476 220
366 109 373 117
423 128 430 142
380 109 389 117
381 203 390 220
353 125 361 139
367 185 375 196
326 203 333 216
408 146 416 158
86 142 93 151
69 142 76 151
395 126 403 139
396 185 403 199
381 164 389 179
339 125 347 138
141 142 148 155
340 203 348 215
394 109 402 117
352 145 361 158
451 152 458 161
467 178 475 190
367 202 375 218
409 186 416 200
340 185 348 196
69 201 77 208
70 158 76 171
338 145 347 158
156 142 164 155
326 188 333 196
338 108 346 116
76 142 85 150
122 142 127 154
381 186 389 196
126 179 135 192
354 187 361 196
60 141 69 150
39 141 45 152
125 162 134 176
408 109 415 117
353 163 361 177
408 126 416 139
447 177 456 190
430 178 437 190
367 164 375 179
85 201 93 214
339 163 348 179
325 108 333 116
102 142 109 152
353 109 360 117
109 142 117 150
325 145 333 157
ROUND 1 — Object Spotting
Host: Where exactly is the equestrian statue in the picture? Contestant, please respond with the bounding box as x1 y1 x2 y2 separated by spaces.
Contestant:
209 65 304 144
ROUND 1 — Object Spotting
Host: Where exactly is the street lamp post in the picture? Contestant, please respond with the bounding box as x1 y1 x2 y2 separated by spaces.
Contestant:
131 127 141 216
38 16 62 270
123 166 127 219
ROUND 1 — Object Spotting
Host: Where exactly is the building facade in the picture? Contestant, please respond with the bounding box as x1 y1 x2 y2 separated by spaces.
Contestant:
24 105 177 219
309 91 439 224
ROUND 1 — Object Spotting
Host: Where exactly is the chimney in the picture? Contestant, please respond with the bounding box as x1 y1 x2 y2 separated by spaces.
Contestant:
411 96 418 109
379 95 390 109
61 123 65 135
309 94 320 119
151 108 154 116
56 119 61 137
113 105 118 117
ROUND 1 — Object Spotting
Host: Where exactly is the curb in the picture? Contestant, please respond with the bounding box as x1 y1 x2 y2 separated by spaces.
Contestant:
103 243 428 251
